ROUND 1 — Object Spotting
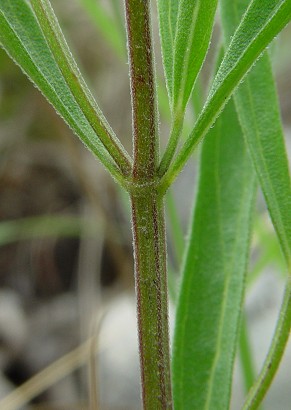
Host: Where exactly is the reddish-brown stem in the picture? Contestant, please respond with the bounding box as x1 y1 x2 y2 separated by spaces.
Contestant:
131 191 172 409
124 0 172 408
125 0 158 181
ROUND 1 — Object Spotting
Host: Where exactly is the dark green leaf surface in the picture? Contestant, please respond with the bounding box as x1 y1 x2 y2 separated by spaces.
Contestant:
161 0 291 190
172 99 256 409
0 0 128 183
171 0 218 114
221 0 291 408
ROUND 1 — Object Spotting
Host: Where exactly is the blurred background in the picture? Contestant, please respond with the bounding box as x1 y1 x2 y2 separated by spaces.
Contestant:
0 1 291 409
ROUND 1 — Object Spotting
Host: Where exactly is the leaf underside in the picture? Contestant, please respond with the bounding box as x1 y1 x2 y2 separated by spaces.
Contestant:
221 0 291 265
0 0 125 181
156 0 179 102
221 0 291 408
162 0 291 190
157 0 218 115
171 0 218 114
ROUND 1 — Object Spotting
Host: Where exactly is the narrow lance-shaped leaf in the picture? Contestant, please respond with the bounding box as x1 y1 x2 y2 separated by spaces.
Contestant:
0 0 130 183
221 0 291 408
172 0 218 115
172 98 256 410
221 0 291 268
156 0 179 101
30 0 131 175
160 0 291 191
157 0 218 177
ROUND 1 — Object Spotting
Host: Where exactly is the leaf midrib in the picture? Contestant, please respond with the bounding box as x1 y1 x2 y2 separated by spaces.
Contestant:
173 1 200 112
203 120 252 409
242 71 291 263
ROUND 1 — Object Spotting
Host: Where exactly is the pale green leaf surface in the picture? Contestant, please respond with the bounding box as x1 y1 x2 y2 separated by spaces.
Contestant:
0 0 125 183
221 0 291 266
221 0 291 408
156 0 179 101
30 0 131 175
161 0 291 190
172 99 256 409
157 0 218 176
172 0 218 114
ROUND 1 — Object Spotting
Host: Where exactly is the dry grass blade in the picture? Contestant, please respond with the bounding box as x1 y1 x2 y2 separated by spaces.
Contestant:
0 335 100 410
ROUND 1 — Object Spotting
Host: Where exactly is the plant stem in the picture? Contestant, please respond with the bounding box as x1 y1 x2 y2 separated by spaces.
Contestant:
124 0 172 407
131 191 172 409
124 0 158 181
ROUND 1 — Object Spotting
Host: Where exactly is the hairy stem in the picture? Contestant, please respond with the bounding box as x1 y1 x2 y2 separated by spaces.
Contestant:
125 0 158 181
131 191 172 409
124 0 172 407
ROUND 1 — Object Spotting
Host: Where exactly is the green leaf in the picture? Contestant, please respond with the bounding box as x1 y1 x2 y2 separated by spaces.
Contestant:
0 0 130 183
157 0 218 177
172 98 256 410
156 0 179 101
171 0 218 115
31 0 131 174
161 0 291 190
221 0 291 408
221 0 291 267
